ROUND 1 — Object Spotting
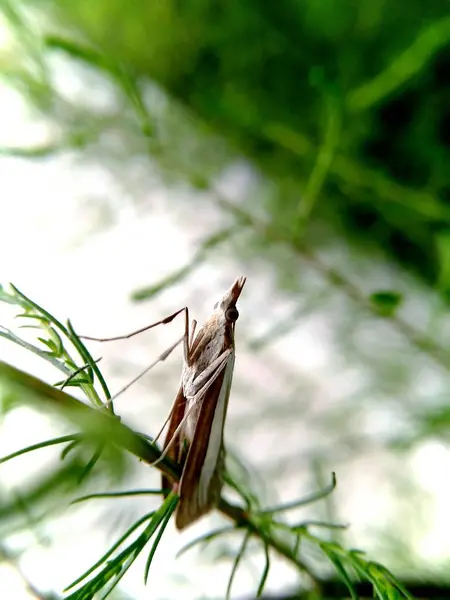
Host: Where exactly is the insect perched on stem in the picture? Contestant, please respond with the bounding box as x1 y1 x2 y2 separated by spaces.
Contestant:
81 277 246 530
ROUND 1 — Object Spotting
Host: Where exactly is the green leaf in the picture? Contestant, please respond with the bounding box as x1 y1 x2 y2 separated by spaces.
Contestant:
226 531 250 600
177 525 237 558
0 459 93 528
261 472 336 515
67 320 111 405
10 285 70 337
65 494 178 599
72 489 163 504
38 336 59 354
0 435 79 465
48 328 64 356
44 35 113 74
369 291 403 317
0 326 70 375
64 512 155 593
144 494 178 583
58 377 92 387
292 519 347 531
77 445 104 484
61 439 81 460
0 143 61 158
436 229 450 296
16 313 51 324
321 547 359 600
256 541 270 597
0 285 20 305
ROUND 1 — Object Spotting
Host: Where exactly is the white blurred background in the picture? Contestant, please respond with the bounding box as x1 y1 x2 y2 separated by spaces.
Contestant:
1 8 450 600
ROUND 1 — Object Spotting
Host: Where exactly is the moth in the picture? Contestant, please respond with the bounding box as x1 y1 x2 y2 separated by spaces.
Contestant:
162 276 246 529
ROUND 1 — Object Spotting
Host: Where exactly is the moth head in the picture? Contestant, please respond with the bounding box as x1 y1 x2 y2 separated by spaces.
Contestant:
213 276 246 323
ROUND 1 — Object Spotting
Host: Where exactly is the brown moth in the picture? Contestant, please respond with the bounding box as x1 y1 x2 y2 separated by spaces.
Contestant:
162 276 246 529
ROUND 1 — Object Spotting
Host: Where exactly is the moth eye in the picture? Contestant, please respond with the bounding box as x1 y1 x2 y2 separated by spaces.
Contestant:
225 306 239 322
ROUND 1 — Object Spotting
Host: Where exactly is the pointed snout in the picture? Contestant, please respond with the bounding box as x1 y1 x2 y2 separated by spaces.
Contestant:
229 276 246 303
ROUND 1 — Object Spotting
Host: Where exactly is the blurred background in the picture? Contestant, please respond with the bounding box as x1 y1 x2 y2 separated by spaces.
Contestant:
1 1 450 598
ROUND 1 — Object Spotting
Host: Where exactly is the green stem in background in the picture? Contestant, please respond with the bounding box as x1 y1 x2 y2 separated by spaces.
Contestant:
296 93 341 230
131 225 239 302
347 16 450 112
263 123 450 224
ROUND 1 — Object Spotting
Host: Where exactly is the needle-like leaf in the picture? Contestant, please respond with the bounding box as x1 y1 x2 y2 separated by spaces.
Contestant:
260 472 336 515
72 489 164 504
64 511 156 591
226 531 250 600
144 493 178 583
256 540 270 597
177 525 237 558
0 435 79 465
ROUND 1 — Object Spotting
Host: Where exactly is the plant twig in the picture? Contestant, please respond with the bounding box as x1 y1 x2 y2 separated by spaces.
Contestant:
1 361 314 582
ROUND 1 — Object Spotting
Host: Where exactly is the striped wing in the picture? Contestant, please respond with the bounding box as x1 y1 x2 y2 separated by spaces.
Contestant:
175 355 234 530
161 385 187 496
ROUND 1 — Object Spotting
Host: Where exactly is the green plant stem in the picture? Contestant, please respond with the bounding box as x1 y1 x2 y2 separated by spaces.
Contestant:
1 360 312 580
0 360 179 482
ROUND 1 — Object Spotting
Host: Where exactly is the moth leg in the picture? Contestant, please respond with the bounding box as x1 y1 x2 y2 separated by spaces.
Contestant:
153 319 196 445
182 308 190 364
103 333 184 405
80 306 189 341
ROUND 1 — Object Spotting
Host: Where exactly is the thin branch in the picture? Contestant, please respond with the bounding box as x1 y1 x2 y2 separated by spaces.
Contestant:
1 360 313 580
0 360 180 482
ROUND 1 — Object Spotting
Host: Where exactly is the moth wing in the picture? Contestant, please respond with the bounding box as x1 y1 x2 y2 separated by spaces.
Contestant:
175 356 234 530
161 385 187 496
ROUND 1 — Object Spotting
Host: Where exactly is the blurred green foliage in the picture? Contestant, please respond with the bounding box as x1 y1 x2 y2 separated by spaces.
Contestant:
18 0 449 289
2 0 450 595
2 1 450 290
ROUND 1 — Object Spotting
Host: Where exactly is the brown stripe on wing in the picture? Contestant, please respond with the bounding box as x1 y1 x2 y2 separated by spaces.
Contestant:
161 385 187 496
175 368 228 530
